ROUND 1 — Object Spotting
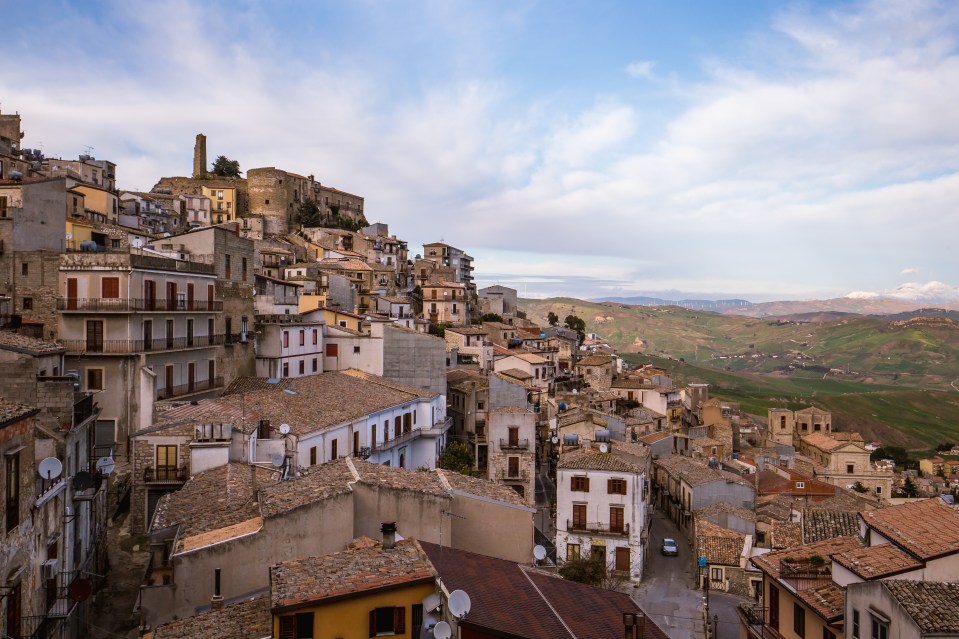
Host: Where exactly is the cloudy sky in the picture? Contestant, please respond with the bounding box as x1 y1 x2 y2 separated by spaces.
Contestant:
4 0 959 301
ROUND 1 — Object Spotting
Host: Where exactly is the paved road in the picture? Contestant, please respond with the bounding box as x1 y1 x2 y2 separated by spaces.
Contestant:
634 510 751 639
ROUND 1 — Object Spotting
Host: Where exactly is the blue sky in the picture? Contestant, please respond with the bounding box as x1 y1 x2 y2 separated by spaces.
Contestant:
3 0 959 302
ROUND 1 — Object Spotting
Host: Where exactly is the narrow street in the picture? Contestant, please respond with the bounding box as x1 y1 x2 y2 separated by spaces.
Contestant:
634 510 751 639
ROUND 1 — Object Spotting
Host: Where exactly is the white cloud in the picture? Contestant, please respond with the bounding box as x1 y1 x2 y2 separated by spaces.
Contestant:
900 267 919 275
845 281 959 302
625 60 656 79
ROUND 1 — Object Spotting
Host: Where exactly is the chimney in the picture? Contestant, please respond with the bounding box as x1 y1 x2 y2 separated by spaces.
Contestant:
624 612 645 638
381 522 397 550
211 567 224 610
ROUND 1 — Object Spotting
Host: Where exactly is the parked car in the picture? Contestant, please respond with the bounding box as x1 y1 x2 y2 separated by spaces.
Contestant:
661 538 679 556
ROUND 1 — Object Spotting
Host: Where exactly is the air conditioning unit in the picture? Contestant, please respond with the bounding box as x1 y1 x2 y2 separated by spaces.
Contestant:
42 558 59 580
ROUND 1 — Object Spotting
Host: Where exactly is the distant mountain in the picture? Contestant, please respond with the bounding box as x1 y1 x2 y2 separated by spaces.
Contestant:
596 296 752 312
723 298 959 317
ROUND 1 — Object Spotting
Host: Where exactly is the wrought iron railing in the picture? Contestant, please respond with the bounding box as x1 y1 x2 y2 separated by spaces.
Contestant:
143 466 189 483
156 377 224 400
57 298 222 312
566 520 629 536
500 438 530 450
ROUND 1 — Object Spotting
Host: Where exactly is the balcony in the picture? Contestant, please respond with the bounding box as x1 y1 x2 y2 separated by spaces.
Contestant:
57 298 223 312
780 559 832 590
566 520 630 537
156 376 224 400
61 335 225 354
736 604 769 639
143 465 189 483
356 446 372 460
73 391 98 426
497 468 530 482
499 438 530 450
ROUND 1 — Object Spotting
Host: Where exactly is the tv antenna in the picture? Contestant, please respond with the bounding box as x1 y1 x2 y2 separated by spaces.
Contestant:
82 145 94 157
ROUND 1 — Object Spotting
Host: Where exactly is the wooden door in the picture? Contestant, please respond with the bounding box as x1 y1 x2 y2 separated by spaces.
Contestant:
165 365 174 396
615 547 630 572
66 278 78 310
769 584 780 631
187 283 194 310
144 280 156 310
86 320 103 352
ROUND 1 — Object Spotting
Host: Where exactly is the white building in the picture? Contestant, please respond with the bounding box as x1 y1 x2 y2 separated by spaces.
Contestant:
556 440 651 581
255 318 325 379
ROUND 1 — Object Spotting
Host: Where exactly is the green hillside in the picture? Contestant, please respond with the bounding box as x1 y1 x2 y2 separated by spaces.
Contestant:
520 297 959 452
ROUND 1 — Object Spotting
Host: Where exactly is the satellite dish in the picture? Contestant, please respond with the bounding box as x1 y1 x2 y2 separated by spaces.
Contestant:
551 436 559 444
599 443 610 454
448 590 471 618
69 578 93 602
38 457 63 480
422 592 441 612
279 423 291 435
533 545 547 561
432 621 452 639
72 471 93 491
271 454 285 468
96 456 116 475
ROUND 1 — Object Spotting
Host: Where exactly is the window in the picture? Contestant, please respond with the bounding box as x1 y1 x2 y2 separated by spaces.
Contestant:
853 610 860 639
769 585 780 631
572 504 586 529
312 358 318 372
241 257 247 282
793 602 805 638
354 345 361 354
615 547 630 572
567 543 581 560
102 277 120 298
299 330 305 346
282 363 289 377
369 607 405 636
876 485 882 494
870 617 887 639
403 413 412 433
610 506 624 533
847 464 855 474
21 262 28 276
21 297 32 310
823 628 835 639
606 479 626 495
86 368 103 391
0 195 6 217
312 329 318 345
331 439 338 459
265 199 270 205
711 567 723 581
326 343 338 357
298 360 305 375
278 611 314 639
6 449 20 532
508 456 519 477
571 476 589 492
780 416 786 429
283 331 289 348
796 482 805 489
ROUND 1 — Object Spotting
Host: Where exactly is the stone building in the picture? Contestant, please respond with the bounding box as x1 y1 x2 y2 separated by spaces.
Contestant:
487 407 536 503
247 167 320 234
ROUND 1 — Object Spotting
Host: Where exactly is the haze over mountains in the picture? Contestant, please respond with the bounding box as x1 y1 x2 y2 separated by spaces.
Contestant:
595 295 959 318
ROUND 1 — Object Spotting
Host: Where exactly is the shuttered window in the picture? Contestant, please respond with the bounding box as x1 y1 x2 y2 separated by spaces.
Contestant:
571 476 589 491
607 478 627 495
369 607 405 637
101 277 120 298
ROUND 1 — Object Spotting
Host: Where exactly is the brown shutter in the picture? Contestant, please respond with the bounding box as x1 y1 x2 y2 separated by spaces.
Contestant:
570 476 576 491
279 616 295 639
394 607 406 633
607 478 614 494
101 277 119 298
584 477 590 491
369 610 377 637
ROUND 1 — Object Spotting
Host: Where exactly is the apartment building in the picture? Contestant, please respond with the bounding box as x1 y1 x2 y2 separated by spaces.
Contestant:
445 326 493 369
255 319 324 379
184 194 212 228
318 184 364 223
200 184 237 225
556 441 651 581
423 242 474 291
487 407 536 503
40 154 117 192
57 249 224 458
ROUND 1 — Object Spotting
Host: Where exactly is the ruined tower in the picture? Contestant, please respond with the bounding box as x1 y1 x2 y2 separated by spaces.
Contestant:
193 133 208 178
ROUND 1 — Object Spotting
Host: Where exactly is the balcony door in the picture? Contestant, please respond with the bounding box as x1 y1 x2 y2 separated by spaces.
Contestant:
572 504 586 530
508 456 520 478
144 280 156 311
156 445 177 481
166 320 174 349
143 320 153 351
164 365 174 396
86 320 103 352
508 427 519 447
188 362 195 392
768 585 779 632
187 283 195 311
66 278 78 310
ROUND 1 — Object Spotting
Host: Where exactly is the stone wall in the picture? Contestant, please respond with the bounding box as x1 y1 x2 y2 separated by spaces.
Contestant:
131 433 193 534
153 176 249 216
16 251 61 338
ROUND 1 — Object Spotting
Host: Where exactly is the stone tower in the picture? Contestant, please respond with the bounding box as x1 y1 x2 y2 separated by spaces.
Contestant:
193 133 207 178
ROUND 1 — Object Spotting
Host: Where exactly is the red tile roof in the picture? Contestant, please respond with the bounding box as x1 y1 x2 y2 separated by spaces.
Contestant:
860 498 959 560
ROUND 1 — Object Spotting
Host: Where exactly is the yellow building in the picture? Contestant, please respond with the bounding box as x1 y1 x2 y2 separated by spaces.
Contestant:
70 183 119 224
201 185 236 223
270 535 436 639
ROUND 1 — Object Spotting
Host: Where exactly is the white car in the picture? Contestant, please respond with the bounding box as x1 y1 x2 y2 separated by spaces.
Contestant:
661 538 679 556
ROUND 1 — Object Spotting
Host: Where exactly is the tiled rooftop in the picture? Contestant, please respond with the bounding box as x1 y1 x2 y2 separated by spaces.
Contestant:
832 543 922 579
795 583 845 621
0 397 36 426
0 330 65 354
696 519 746 566
696 502 756 522
882 580 959 633
558 444 648 473
270 539 435 610
576 354 613 367
861 498 959 559
151 596 271 639
770 521 802 549
420 542 667 639
802 509 860 543
756 469 836 497
752 535 863 581
801 432 849 452
654 455 755 489
437 469 530 507
258 459 357 518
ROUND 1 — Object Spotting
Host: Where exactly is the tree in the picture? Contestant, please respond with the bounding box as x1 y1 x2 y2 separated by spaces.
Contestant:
901 475 919 498
428 322 450 339
852 481 868 494
210 155 241 178
935 442 955 452
478 313 503 324
547 311 559 327
871 446 915 469
564 314 586 342
558 551 629 591
439 442 474 476
294 199 322 227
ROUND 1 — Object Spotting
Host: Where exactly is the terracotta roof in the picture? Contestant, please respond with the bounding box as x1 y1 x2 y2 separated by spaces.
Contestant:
801 432 859 452
832 543 922 579
576 354 613 367
654 455 755 489
0 398 37 426
152 463 277 547
497 368 533 381
882 580 959 633
270 539 435 610
446 326 489 335
610 378 650 389
437 469 531 508
498 352 547 365
795 583 845 621
0 330 66 355
802 509 860 543
222 371 431 436
752 535 863 580
860 498 959 560
696 519 746 566
756 469 836 497
558 444 649 473
770 521 802 549
696 502 755 522
151 595 271 639
257 459 357 518
638 431 671 444
420 542 667 639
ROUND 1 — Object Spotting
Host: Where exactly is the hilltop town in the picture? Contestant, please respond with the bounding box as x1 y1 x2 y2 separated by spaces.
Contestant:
3 109 959 639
